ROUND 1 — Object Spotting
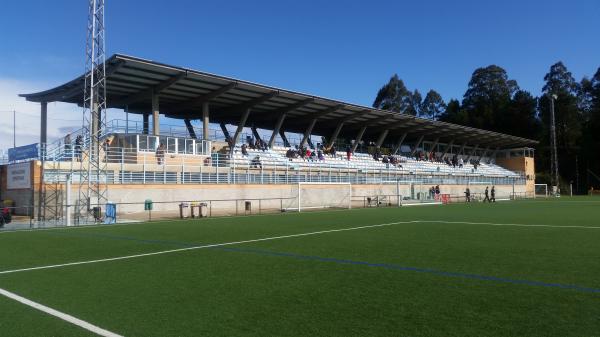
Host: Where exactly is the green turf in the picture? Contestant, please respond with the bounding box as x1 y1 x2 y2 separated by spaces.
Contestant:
0 197 599 336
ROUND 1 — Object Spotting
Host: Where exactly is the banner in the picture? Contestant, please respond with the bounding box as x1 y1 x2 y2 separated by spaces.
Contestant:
7 162 32 190
8 143 39 162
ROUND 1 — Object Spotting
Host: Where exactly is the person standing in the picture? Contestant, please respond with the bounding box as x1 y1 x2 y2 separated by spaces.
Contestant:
483 186 491 202
491 186 496 202
465 187 471 202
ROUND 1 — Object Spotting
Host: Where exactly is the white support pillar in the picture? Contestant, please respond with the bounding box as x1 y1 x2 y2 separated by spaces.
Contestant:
351 126 367 153
202 102 210 140
269 113 287 148
152 93 160 136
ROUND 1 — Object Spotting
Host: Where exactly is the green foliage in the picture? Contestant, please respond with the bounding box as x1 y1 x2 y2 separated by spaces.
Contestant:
372 74 411 113
421 90 446 120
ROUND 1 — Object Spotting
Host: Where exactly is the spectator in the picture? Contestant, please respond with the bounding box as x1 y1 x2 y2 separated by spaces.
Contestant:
483 186 491 202
458 157 464 168
317 150 324 161
241 144 248 156
465 187 471 202
156 143 166 165
103 138 111 162
491 186 496 202
305 148 312 161
330 145 337 158
251 155 262 169
435 185 440 197
346 146 352 161
310 150 317 161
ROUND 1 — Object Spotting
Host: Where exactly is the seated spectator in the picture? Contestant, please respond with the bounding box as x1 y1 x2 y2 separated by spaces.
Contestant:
241 144 248 156
251 155 262 169
458 157 464 168
317 150 324 161
330 145 337 157
346 146 352 161
306 148 312 160
382 155 389 164
310 150 317 161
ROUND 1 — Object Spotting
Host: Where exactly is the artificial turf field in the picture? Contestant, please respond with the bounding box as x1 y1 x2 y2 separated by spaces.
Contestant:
0 197 599 337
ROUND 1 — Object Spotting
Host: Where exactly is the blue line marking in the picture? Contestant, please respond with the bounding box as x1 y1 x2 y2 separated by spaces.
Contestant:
42 229 600 294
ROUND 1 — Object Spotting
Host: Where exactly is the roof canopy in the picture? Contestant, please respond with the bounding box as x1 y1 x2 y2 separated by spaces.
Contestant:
20 54 537 149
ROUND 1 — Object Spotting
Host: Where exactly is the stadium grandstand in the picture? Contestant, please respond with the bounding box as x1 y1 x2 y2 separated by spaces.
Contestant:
2 54 537 225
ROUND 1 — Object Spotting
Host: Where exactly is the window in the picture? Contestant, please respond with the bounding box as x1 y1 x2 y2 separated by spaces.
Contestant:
167 138 177 153
177 138 186 154
185 139 195 154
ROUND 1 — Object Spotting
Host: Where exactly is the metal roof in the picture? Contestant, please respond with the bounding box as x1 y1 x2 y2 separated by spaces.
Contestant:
20 54 537 148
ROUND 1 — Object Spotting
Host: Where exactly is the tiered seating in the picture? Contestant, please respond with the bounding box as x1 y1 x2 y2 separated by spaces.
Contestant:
230 145 519 177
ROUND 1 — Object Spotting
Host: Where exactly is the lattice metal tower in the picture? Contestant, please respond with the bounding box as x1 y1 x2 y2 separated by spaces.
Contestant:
76 0 108 223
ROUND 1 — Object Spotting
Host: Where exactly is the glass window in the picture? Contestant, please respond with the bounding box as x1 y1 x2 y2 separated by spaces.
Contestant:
138 135 147 152
185 139 195 154
167 138 177 153
178 138 186 154
148 136 158 151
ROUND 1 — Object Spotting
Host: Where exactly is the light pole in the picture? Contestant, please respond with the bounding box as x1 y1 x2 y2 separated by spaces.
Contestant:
549 94 559 196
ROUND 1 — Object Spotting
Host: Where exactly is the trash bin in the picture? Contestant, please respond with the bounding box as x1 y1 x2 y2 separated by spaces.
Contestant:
92 206 102 222
104 202 116 224
245 201 251 213
179 202 189 219
4 199 14 215
199 203 208 218
144 199 153 211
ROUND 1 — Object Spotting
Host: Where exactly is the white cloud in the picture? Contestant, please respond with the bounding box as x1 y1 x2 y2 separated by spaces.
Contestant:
0 78 135 151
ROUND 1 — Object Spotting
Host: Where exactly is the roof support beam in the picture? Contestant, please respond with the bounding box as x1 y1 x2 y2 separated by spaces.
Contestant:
251 126 262 143
300 118 317 147
115 72 186 106
375 129 389 148
487 148 499 163
392 133 407 155
268 113 287 148
410 135 425 156
279 129 290 148
478 146 490 161
232 108 251 147
441 140 454 158
351 126 367 153
220 122 231 145
171 82 237 112
457 142 467 156
326 122 345 149
143 113 149 134
429 137 440 153
184 119 197 139
466 144 479 162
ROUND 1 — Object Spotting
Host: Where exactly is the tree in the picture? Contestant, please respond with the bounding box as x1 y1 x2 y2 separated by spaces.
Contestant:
372 74 412 113
504 90 540 139
405 89 422 116
462 65 519 131
421 90 446 120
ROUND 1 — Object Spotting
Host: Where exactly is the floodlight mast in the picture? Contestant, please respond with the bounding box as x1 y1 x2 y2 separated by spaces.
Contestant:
76 0 108 224
549 94 559 196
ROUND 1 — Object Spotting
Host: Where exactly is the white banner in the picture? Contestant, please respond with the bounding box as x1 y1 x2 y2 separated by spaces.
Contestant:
7 162 31 190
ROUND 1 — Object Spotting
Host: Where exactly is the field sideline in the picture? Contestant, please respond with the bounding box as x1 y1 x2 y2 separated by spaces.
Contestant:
0 197 599 336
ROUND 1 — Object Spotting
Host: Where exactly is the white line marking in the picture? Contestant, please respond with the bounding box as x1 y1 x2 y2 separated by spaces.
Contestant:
0 220 421 275
1 219 599 276
0 287 123 337
426 220 600 229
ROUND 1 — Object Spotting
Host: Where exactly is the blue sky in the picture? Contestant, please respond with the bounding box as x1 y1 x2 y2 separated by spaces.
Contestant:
0 0 598 148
